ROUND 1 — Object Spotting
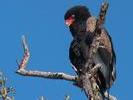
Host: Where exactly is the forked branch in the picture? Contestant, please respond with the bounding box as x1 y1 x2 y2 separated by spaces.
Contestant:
16 36 77 82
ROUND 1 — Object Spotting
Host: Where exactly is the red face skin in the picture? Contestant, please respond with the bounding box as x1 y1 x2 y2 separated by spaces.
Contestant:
65 15 75 26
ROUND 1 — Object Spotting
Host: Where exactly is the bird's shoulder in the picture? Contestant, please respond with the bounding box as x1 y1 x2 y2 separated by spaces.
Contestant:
98 28 112 54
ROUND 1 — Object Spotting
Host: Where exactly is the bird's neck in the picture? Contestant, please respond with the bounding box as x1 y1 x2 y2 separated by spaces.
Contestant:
70 20 87 40
74 33 86 41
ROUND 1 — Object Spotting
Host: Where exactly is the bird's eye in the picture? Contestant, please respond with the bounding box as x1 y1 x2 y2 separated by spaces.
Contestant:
72 14 75 18
67 14 75 20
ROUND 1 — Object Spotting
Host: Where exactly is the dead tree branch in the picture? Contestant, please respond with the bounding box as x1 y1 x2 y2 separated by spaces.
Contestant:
81 35 103 100
5 97 13 100
80 2 117 100
65 95 70 100
17 69 77 82
16 36 77 82
39 96 45 100
104 92 117 100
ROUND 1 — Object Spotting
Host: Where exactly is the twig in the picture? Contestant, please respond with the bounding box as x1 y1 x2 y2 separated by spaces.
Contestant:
39 96 45 100
104 92 117 100
65 95 70 100
5 96 13 100
97 1 109 28
18 35 30 70
16 35 77 82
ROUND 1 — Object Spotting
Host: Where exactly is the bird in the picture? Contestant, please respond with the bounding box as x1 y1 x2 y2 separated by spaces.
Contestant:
64 5 116 94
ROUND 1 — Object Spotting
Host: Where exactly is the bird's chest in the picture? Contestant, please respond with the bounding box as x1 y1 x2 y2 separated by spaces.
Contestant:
69 39 89 66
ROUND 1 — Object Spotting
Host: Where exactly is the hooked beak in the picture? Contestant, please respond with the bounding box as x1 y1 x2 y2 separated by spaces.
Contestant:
65 19 74 27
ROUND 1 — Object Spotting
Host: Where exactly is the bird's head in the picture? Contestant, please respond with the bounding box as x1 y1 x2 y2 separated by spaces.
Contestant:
64 5 91 27
64 5 91 37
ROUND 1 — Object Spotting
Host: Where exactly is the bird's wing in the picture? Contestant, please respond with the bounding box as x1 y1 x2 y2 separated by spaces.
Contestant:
94 28 116 88
69 40 86 74
86 16 96 33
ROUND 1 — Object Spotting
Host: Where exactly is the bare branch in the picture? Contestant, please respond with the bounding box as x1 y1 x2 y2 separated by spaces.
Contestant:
82 26 103 99
97 1 109 28
16 35 77 82
17 35 30 70
39 96 45 100
81 2 117 100
104 92 117 100
16 69 77 82
5 96 13 100
64 95 70 100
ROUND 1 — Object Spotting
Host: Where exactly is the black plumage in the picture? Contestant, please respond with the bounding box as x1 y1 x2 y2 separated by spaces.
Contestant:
64 5 116 91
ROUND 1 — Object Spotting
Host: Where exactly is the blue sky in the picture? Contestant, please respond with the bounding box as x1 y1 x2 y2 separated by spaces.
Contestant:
0 0 132 100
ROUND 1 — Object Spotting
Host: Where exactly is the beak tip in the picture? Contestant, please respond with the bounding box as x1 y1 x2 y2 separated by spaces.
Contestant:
65 22 69 26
